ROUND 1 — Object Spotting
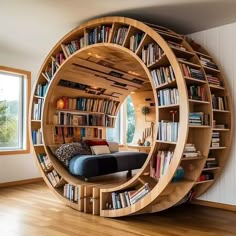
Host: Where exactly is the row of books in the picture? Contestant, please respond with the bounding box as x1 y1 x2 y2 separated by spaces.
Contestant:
180 63 205 81
63 184 80 202
32 129 43 145
157 88 179 106
198 172 214 182
168 41 187 51
32 98 43 120
55 51 66 66
213 120 227 129
47 169 61 187
207 74 222 86
57 97 119 116
212 132 220 147
43 57 59 81
110 183 150 209
112 26 128 45
35 83 48 97
151 66 175 87
85 25 112 45
61 38 85 57
54 112 115 127
212 95 226 110
158 121 179 142
200 56 218 70
175 189 196 206
53 127 103 144
189 112 209 126
37 154 52 171
130 32 144 52
150 151 173 179
188 85 206 101
141 43 164 66
205 158 218 168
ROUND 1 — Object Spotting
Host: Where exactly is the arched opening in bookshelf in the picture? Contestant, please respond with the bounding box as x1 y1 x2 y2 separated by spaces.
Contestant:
42 43 157 186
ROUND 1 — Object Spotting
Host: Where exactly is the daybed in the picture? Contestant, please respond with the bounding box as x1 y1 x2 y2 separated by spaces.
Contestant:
50 141 148 179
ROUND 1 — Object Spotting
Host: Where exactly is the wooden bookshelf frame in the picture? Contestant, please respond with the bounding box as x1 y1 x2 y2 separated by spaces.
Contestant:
29 16 233 217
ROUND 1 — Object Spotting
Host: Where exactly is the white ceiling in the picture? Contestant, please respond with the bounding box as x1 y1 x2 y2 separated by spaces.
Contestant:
1 0 236 63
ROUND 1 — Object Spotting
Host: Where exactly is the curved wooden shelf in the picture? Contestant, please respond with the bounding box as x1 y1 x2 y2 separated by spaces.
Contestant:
29 16 233 217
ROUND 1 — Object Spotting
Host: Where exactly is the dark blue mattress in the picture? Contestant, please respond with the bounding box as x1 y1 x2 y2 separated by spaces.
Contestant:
69 151 148 178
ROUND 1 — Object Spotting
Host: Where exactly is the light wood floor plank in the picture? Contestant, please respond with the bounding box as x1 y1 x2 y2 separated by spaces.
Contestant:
0 182 236 236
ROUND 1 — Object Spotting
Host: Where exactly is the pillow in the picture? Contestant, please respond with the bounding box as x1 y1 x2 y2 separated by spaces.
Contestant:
90 145 111 155
85 139 108 147
108 142 119 153
55 142 91 168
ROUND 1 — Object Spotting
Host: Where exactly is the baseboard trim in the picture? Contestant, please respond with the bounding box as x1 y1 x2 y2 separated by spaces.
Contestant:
0 177 43 188
192 199 236 212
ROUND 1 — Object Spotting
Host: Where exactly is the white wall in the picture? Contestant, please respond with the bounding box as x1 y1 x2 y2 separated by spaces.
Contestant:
0 51 43 183
189 23 236 205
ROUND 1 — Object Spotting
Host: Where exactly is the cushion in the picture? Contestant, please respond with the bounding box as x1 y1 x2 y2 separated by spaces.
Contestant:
84 139 108 147
54 142 91 168
108 141 119 153
69 154 117 178
69 151 148 178
90 145 111 155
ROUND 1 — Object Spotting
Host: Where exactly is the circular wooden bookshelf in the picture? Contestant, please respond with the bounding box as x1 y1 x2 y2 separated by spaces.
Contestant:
29 16 233 217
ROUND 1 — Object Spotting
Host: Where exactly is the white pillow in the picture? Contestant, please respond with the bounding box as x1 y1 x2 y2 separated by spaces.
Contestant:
90 145 111 155
108 142 119 153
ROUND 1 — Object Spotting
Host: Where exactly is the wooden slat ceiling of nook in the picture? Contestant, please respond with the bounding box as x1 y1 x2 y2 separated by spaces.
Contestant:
55 46 151 101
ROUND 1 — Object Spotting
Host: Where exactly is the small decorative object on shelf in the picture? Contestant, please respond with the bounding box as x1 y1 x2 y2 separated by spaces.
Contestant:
56 98 64 109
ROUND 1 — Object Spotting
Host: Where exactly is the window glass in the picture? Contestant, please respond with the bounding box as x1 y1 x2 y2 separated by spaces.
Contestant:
0 69 29 152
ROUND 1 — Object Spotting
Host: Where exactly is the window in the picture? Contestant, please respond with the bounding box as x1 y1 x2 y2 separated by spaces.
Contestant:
126 95 135 143
0 66 31 154
106 96 135 144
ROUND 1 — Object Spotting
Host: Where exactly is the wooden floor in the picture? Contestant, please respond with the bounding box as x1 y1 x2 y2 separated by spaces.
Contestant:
0 182 236 236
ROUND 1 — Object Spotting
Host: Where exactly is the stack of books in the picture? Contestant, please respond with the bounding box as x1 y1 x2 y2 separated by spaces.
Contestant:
200 56 218 70
183 143 200 158
211 132 220 147
189 112 209 126
206 74 222 86
168 41 186 51
213 120 226 129
205 158 218 168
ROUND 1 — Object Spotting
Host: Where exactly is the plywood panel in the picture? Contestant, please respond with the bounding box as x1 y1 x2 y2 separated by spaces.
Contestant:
189 22 236 206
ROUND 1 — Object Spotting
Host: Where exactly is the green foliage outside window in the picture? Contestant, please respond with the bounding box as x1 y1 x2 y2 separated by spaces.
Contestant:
126 96 135 143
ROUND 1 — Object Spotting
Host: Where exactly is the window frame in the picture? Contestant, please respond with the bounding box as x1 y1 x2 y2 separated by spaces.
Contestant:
0 65 31 155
